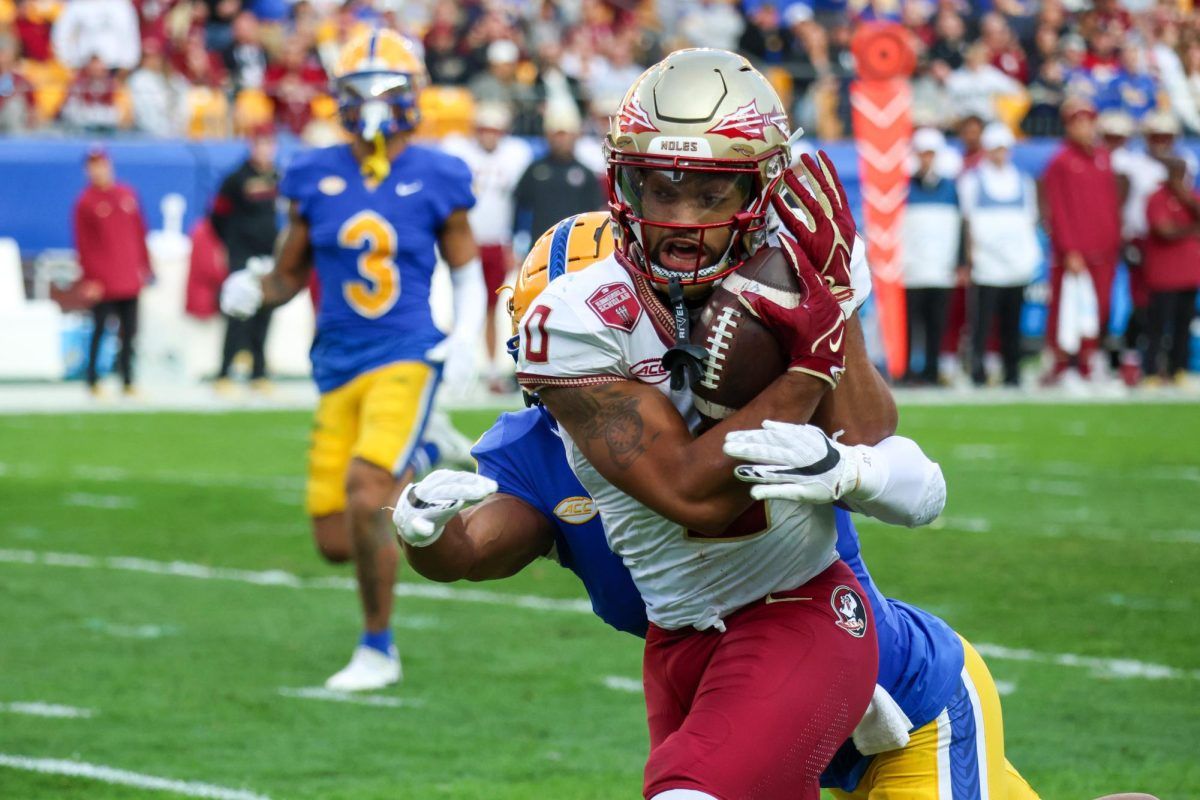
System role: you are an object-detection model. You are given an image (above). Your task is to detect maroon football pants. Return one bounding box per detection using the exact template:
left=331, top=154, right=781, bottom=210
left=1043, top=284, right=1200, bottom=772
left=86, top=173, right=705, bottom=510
left=642, top=560, right=878, bottom=800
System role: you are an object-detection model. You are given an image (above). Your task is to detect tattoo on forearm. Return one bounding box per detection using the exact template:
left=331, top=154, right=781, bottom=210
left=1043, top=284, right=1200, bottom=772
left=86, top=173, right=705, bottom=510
left=550, top=386, right=653, bottom=470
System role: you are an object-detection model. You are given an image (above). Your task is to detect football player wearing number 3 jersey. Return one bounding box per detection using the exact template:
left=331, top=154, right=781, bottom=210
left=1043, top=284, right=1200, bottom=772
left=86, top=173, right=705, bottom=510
left=218, top=29, right=485, bottom=692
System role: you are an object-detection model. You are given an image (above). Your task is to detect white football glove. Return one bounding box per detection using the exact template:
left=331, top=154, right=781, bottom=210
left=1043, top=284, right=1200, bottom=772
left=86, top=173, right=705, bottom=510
left=245, top=255, right=275, bottom=277
left=220, top=269, right=264, bottom=319
left=393, top=469, right=497, bottom=548
left=723, top=420, right=863, bottom=504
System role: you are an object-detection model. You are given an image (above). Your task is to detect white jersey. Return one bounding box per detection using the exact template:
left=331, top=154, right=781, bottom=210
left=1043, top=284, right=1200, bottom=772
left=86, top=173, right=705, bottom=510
left=957, top=162, right=1041, bottom=287
left=440, top=134, right=533, bottom=245
left=516, top=256, right=842, bottom=631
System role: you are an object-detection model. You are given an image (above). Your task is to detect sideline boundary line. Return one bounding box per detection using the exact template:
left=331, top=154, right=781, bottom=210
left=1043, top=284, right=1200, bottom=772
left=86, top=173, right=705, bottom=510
left=1, top=547, right=1195, bottom=682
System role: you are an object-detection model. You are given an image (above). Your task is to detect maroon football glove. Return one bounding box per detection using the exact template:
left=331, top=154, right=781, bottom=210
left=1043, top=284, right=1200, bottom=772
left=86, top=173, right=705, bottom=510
left=739, top=236, right=847, bottom=388
left=770, top=150, right=856, bottom=315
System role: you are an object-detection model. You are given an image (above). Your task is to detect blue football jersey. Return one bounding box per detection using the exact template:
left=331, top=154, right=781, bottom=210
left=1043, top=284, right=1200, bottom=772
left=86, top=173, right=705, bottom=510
left=834, top=510, right=964, bottom=730
left=472, top=407, right=649, bottom=637
left=279, top=143, right=475, bottom=393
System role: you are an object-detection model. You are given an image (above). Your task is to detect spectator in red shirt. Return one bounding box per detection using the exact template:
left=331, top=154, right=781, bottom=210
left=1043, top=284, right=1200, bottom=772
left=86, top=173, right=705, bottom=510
left=939, top=112, right=987, bottom=364
left=73, top=147, right=152, bottom=396
left=263, top=35, right=326, bottom=135
left=14, top=0, right=55, bottom=62
left=176, top=32, right=228, bottom=88
left=1141, top=158, right=1200, bottom=384
left=981, top=13, right=1029, bottom=84
left=59, top=54, right=124, bottom=133
left=1040, top=96, right=1123, bottom=381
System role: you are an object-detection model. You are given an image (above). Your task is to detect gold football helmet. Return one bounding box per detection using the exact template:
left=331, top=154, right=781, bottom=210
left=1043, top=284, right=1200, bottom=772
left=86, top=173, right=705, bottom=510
left=508, top=211, right=616, bottom=336
left=332, top=29, right=426, bottom=139
left=606, top=48, right=793, bottom=288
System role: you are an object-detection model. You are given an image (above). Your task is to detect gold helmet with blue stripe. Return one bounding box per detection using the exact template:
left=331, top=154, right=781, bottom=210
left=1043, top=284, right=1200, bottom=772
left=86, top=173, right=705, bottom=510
left=508, top=211, right=616, bottom=338
left=332, top=28, right=426, bottom=141
left=505, top=212, right=616, bottom=404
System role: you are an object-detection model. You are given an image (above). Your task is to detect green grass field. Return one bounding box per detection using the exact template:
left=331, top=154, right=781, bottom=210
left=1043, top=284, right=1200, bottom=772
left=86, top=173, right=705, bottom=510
left=1, top=403, right=1198, bottom=799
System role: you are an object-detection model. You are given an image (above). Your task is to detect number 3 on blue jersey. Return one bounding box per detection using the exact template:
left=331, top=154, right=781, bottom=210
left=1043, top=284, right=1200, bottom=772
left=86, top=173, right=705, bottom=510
left=338, top=210, right=400, bottom=319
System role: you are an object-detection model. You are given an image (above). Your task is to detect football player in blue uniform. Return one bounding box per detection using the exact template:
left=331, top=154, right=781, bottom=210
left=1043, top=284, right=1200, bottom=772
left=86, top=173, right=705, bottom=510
left=221, top=29, right=485, bottom=691
left=392, top=213, right=1043, bottom=800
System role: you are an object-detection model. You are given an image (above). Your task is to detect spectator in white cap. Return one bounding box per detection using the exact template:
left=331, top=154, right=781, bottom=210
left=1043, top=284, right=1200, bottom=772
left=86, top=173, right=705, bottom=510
left=469, top=39, right=537, bottom=125
left=958, top=122, right=1042, bottom=386
left=900, top=127, right=962, bottom=386
left=1142, top=110, right=1198, bottom=184
left=440, top=102, right=534, bottom=392
left=512, top=101, right=603, bottom=261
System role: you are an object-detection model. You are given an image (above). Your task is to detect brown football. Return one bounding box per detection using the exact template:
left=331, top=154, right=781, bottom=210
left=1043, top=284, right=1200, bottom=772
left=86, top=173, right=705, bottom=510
left=691, top=246, right=802, bottom=427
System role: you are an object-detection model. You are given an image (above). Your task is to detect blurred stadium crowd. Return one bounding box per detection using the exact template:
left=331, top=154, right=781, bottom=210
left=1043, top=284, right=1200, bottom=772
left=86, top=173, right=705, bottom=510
left=2, top=0, right=1200, bottom=141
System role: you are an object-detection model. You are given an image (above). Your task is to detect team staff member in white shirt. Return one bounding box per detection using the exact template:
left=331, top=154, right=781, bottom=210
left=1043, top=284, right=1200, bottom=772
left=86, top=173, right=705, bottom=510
left=958, top=123, right=1042, bottom=387
left=441, top=103, right=534, bottom=389
left=900, top=128, right=962, bottom=385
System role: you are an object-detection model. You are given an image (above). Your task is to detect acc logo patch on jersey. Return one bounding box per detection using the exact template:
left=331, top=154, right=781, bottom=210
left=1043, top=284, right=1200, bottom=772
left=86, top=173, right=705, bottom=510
left=318, top=175, right=347, bottom=196
left=553, top=496, right=597, bottom=525
left=586, top=283, right=643, bottom=333
left=831, top=585, right=868, bottom=638
left=631, top=358, right=669, bottom=384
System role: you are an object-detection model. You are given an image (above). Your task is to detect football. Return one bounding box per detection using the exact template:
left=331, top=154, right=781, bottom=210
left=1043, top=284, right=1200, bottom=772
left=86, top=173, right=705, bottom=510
left=690, top=246, right=802, bottom=427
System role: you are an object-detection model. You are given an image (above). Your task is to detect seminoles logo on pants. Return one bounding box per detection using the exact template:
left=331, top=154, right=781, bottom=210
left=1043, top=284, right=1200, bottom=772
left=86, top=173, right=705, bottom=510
left=831, top=585, right=868, bottom=638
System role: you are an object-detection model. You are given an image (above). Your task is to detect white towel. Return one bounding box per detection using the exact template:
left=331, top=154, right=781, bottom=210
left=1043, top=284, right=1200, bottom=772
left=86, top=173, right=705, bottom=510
left=1056, top=271, right=1100, bottom=355
left=852, top=684, right=913, bottom=755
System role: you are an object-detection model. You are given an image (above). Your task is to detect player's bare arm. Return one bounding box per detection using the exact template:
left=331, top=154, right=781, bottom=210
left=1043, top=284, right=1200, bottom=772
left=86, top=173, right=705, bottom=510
left=809, top=314, right=898, bottom=446
left=393, top=469, right=554, bottom=581
left=262, top=201, right=313, bottom=307
left=541, top=369, right=827, bottom=536
left=438, top=207, right=479, bottom=268
left=401, top=493, right=554, bottom=583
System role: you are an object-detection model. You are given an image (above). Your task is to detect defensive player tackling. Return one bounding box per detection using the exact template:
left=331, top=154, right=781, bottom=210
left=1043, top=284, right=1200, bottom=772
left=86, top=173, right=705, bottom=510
left=393, top=212, right=1039, bottom=800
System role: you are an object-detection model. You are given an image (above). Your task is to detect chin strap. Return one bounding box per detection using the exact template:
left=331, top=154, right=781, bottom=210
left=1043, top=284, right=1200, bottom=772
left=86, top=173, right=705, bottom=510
left=361, top=132, right=391, bottom=185
left=659, top=277, right=708, bottom=391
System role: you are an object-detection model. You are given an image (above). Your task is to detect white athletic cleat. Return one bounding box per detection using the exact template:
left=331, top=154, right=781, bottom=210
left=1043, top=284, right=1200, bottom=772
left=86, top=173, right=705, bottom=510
left=324, top=646, right=402, bottom=692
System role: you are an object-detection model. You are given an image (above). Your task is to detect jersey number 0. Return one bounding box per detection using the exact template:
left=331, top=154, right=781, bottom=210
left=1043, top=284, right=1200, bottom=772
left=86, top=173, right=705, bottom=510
left=339, top=210, right=401, bottom=319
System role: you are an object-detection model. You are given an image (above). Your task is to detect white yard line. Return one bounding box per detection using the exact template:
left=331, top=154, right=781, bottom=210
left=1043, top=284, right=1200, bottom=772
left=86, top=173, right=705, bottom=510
left=973, top=643, right=1200, bottom=681
left=277, top=687, right=423, bottom=708
left=0, top=548, right=592, bottom=614
left=0, top=755, right=270, bottom=800
left=62, top=493, right=138, bottom=510
left=601, top=676, right=643, bottom=694
left=1, top=547, right=1195, bottom=683
left=1, top=702, right=95, bottom=719
left=938, top=516, right=993, bottom=533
